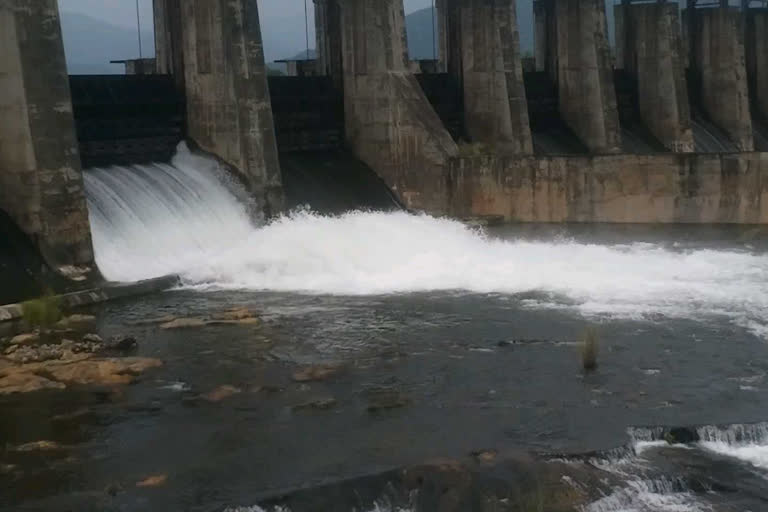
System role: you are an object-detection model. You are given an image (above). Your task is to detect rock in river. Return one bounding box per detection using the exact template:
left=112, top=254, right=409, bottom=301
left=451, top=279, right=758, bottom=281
left=292, top=364, right=344, bottom=382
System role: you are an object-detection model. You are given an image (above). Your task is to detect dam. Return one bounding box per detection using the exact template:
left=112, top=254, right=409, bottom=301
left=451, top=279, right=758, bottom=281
left=2, top=0, right=768, bottom=289
left=4, top=2, right=768, bottom=511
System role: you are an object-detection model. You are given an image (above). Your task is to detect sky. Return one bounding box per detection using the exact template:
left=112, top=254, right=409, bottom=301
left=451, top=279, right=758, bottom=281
left=57, top=0, right=436, bottom=62
left=58, top=0, right=435, bottom=31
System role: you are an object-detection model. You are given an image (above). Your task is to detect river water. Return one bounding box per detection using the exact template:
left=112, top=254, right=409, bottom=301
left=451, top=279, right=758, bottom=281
left=2, top=146, right=768, bottom=511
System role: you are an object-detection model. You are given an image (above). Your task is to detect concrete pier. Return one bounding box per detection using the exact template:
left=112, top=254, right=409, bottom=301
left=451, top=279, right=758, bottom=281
left=534, top=0, right=622, bottom=154
left=176, top=0, right=283, bottom=215
left=688, top=7, right=754, bottom=151
left=746, top=9, right=768, bottom=119
left=443, top=0, right=533, bottom=155
left=615, top=3, right=694, bottom=152
left=0, top=0, right=94, bottom=276
left=335, top=0, right=458, bottom=213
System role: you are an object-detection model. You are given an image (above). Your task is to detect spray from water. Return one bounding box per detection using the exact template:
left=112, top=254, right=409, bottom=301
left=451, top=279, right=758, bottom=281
left=84, top=146, right=768, bottom=337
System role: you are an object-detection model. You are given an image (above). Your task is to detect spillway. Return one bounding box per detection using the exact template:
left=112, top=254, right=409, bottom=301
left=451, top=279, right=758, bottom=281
left=83, top=145, right=768, bottom=338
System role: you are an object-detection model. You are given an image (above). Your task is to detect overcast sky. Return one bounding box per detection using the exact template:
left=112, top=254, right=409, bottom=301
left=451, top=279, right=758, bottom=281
left=58, top=0, right=435, bottom=31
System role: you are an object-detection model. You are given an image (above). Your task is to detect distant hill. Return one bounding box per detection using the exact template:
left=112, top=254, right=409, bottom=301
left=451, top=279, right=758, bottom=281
left=60, top=11, right=154, bottom=74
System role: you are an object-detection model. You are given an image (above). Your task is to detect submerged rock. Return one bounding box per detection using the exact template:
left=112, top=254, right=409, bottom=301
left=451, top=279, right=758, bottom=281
left=13, top=440, right=63, bottom=452
left=366, top=388, right=410, bottom=412
left=102, top=335, right=138, bottom=353
left=292, top=397, right=338, bottom=411
left=211, top=307, right=259, bottom=321
left=292, top=364, right=344, bottom=383
left=160, top=318, right=207, bottom=329
left=202, top=385, right=242, bottom=402
left=136, top=474, right=168, bottom=488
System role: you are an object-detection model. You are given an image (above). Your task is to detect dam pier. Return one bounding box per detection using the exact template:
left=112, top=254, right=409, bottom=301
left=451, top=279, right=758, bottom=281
left=2, top=0, right=768, bottom=282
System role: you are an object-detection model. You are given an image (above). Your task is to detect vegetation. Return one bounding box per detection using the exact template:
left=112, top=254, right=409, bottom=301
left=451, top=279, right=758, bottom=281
left=21, top=294, right=62, bottom=329
left=581, top=326, right=599, bottom=372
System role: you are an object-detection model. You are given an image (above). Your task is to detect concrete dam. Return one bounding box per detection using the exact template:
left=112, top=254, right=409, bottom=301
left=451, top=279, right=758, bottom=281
left=2, top=0, right=768, bottom=289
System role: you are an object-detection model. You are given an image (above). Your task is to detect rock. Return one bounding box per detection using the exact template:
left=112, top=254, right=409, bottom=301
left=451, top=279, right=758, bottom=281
left=134, top=315, right=176, bottom=325
left=665, top=427, right=700, bottom=445
left=13, top=440, right=63, bottom=452
left=102, top=335, right=138, bottom=352
left=202, top=385, right=242, bottom=402
left=292, top=364, right=344, bottom=383
left=105, top=483, right=123, bottom=497
left=470, top=449, right=498, bottom=464
left=0, top=464, right=17, bottom=474
left=9, top=333, right=39, bottom=345
left=366, top=388, right=410, bottom=412
left=136, top=474, right=167, bottom=488
left=0, top=372, right=65, bottom=394
left=82, top=334, right=103, bottom=343
left=292, top=398, right=338, bottom=411
left=4, top=345, right=18, bottom=355
left=160, top=318, right=206, bottom=329
left=43, top=357, right=163, bottom=387
left=56, top=314, right=96, bottom=329
left=212, top=307, right=259, bottom=321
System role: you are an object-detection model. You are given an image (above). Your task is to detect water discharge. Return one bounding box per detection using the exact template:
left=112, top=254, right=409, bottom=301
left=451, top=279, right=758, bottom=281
left=84, top=146, right=768, bottom=337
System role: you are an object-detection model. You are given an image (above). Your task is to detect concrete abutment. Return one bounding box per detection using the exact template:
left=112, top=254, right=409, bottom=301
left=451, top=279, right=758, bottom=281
left=615, top=3, right=694, bottom=153
left=0, top=0, right=95, bottom=277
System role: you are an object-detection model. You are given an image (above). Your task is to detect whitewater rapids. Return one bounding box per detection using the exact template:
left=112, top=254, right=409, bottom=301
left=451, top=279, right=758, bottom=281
left=84, top=145, right=768, bottom=337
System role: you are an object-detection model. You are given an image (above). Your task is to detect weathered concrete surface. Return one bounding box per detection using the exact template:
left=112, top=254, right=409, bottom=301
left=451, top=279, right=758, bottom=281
left=153, top=0, right=185, bottom=90
left=0, top=274, right=180, bottom=324
left=688, top=7, right=754, bottom=151
left=448, top=153, right=768, bottom=223
left=746, top=9, right=768, bottom=118
left=314, top=0, right=343, bottom=89
left=337, top=0, right=458, bottom=213
left=0, top=0, right=95, bottom=276
left=615, top=3, right=693, bottom=153
left=177, top=0, right=283, bottom=216
left=444, top=0, right=533, bottom=155
left=537, top=0, right=621, bottom=154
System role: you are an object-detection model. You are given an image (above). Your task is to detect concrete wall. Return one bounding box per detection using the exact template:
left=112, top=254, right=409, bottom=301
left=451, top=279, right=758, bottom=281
left=0, top=0, right=94, bottom=276
left=546, top=0, right=622, bottom=153
left=337, top=0, right=458, bottom=213
left=178, top=0, right=283, bottom=216
left=746, top=9, right=768, bottom=118
left=689, top=7, right=754, bottom=151
left=615, top=3, right=694, bottom=153
left=448, top=153, right=768, bottom=223
left=446, top=0, right=533, bottom=155
left=153, top=0, right=185, bottom=90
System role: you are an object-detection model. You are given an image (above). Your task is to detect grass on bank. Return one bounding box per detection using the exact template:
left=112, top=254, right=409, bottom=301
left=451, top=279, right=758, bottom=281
left=21, top=294, right=62, bottom=329
left=581, top=326, right=599, bottom=372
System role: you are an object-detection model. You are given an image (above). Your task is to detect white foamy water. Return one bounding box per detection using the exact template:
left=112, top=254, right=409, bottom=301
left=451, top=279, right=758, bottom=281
left=697, top=422, right=768, bottom=470
left=584, top=478, right=710, bottom=512
left=84, top=147, right=768, bottom=337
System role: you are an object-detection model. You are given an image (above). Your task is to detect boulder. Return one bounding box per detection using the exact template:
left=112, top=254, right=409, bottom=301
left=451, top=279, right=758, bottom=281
left=82, top=334, right=103, bottom=343
left=9, top=333, right=39, bottom=345
left=665, top=427, right=700, bottom=445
